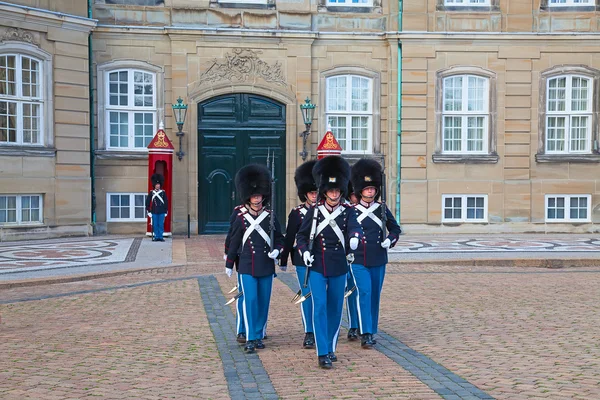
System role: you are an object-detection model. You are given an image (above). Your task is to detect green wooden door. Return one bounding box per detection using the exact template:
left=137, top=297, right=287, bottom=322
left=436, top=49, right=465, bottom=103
left=198, top=94, right=286, bottom=234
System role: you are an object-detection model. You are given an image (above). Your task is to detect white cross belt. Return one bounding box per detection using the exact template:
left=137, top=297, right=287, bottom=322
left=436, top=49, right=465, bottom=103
left=151, top=190, right=164, bottom=204
left=242, top=212, right=271, bottom=250
left=356, top=203, right=383, bottom=228
left=315, top=205, right=345, bottom=250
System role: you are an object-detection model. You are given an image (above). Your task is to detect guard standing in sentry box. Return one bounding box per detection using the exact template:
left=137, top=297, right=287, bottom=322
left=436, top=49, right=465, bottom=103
left=295, top=155, right=364, bottom=369
left=350, top=158, right=402, bottom=348
left=145, top=173, right=168, bottom=242
left=225, top=164, right=284, bottom=354
left=280, top=160, right=318, bottom=350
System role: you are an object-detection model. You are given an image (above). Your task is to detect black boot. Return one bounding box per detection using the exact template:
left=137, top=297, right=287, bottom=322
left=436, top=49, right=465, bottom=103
left=255, top=339, right=265, bottom=349
left=236, top=333, right=246, bottom=343
left=327, top=352, right=338, bottom=362
left=318, top=355, right=333, bottom=369
left=244, top=340, right=256, bottom=353
left=303, top=332, right=315, bottom=349
left=347, top=328, right=358, bottom=341
left=361, top=333, right=374, bottom=349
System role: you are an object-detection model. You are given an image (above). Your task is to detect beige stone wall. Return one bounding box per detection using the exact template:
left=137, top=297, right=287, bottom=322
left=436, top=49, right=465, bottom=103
left=7, top=0, right=88, bottom=17
left=0, top=4, right=94, bottom=241
left=404, top=0, right=600, bottom=33
left=401, top=38, right=600, bottom=232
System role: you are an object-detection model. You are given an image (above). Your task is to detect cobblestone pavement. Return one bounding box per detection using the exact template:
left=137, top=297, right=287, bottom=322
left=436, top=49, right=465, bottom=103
left=2, top=235, right=600, bottom=399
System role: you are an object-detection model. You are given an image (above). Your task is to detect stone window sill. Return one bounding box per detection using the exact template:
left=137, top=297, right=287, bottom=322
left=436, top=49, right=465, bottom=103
left=95, top=150, right=148, bottom=160
left=0, top=146, right=56, bottom=157
left=436, top=6, right=500, bottom=12
left=0, top=223, right=46, bottom=229
left=319, top=5, right=382, bottom=13
left=539, top=6, right=599, bottom=12
left=535, top=153, right=600, bottom=163
left=213, top=1, right=275, bottom=9
left=432, top=153, right=499, bottom=164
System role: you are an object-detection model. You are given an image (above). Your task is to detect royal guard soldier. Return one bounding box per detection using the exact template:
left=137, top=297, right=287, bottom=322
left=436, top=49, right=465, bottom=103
left=225, top=164, right=284, bottom=353
left=350, top=158, right=402, bottom=348
left=145, top=173, right=168, bottom=242
left=281, top=160, right=318, bottom=349
left=224, top=204, right=247, bottom=344
left=296, top=155, right=364, bottom=369
left=344, top=181, right=360, bottom=342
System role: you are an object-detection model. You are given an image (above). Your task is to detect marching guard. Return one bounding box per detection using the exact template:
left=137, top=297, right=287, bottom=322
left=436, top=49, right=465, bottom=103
left=296, top=156, right=364, bottom=369
left=280, top=160, right=318, bottom=349
left=350, top=158, right=402, bottom=348
left=344, top=182, right=360, bottom=342
left=225, top=164, right=284, bottom=353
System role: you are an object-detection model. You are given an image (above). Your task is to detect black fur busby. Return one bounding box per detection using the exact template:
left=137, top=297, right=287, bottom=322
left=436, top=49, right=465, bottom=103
left=151, top=173, right=164, bottom=187
left=294, top=160, right=317, bottom=202
left=346, top=181, right=355, bottom=202
left=351, top=158, right=383, bottom=201
left=235, top=164, right=271, bottom=205
left=312, top=155, right=351, bottom=198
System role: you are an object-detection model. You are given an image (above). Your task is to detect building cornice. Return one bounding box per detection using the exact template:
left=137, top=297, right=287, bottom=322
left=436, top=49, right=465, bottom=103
left=0, top=1, right=97, bottom=33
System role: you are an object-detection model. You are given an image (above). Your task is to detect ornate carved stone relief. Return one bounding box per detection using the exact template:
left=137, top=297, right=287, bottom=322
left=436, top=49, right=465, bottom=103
left=198, top=48, right=287, bottom=87
left=0, top=28, right=38, bottom=45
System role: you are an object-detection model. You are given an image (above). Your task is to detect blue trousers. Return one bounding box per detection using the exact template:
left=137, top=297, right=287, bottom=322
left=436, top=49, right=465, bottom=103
left=236, top=272, right=245, bottom=335
left=350, top=264, right=386, bottom=335
left=346, top=272, right=359, bottom=330
left=151, top=213, right=165, bottom=239
left=309, top=271, right=346, bottom=357
left=239, top=274, right=273, bottom=341
left=295, top=265, right=313, bottom=333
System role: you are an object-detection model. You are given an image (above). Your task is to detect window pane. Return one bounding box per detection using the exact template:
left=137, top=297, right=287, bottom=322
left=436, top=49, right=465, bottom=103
left=328, top=115, right=347, bottom=151
left=443, top=76, right=463, bottom=112
left=546, top=117, right=566, bottom=152
left=108, top=71, right=128, bottom=106
left=0, top=101, right=17, bottom=143
left=570, top=116, right=588, bottom=152
left=351, top=76, right=370, bottom=112
left=547, top=77, right=566, bottom=112
left=110, top=195, right=120, bottom=207
left=109, top=111, right=129, bottom=148
left=0, top=55, right=16, bottom=97
left=134, top=112, right=154, bottom=148
left=571, top=77, right=590, bottom=112
left=351, top=116, right=369, bottom=151
left=110, top=207, right=120, bottom=219
left=467, top=76, right=486, bottom=112
left=327, top=76, right=347, bottom=112
left=443, top=116, right=462, bottom=152
left=466, top=117, right=485, bottom=152
left=21, top=57, right=40, bottom=98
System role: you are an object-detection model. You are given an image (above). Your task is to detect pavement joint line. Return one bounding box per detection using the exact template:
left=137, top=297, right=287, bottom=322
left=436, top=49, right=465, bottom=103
left=386, top=269, right=600, bottom=275
left=197, top=276, right=278, bottom=400
left=0, top=275, right=201, bottom=304
left=276, top=271, right=495, bottom=400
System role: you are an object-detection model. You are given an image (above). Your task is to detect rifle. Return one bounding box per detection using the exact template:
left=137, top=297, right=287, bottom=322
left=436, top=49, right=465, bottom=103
left=302, top=199, right=319, bottom=289
left=381, top=156, right=388, bottom=240
left=269, top=151, right=276, bottom=253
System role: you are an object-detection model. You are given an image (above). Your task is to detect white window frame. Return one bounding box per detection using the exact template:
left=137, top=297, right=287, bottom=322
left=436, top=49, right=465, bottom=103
left=545, top=194, right=591, bottom=222
left=442, top=75, right=490, bottom=155
left=548, top=0, right=593, bottom=6
left=218, top=0, right=268, bottom=4
left=106, top=193, right=148, bottom=222
left=545, top=75, right=593, bottom=155
left=442, top=194, right=488, bottom=223
left=444, top=0, right=491, bottom=5
left=326, top=74, right=373, bottom=154
left=0, top=53, right=44, bottom=146
left=105, top=69, right=157, bottom=151
left=0, top=194, right=43, bottom=225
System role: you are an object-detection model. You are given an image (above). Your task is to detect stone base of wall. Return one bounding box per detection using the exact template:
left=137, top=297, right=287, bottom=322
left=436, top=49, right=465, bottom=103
left=404, top=223, right=600, bottom=236
left=0, top=224, right=93, bottom=242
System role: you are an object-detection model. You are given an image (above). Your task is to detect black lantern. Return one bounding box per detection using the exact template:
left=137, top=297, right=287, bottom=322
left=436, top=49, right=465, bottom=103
left=172, top=97, right=188, bottom=161
left=299, top=97, right=316, bottom=161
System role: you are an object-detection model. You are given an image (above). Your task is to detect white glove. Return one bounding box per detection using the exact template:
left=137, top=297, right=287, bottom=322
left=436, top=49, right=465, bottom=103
left=381, top=238, right=391, bottom=249
left=147, top=212, right=152, bottom=218
left=350, top=237, right=359, bottom=250
left=223, top=254, right=227, bottom=261
left=165, top=213, right=168, bottom=217
left=279, top=264, right=287, bottom=272
left=303, top=251, right=314, bottom=267
left=346, top=253, right=355, bottom=264
left=225, top=268, right=233, bottom=278
left=267, top=249, right=280, bottom=259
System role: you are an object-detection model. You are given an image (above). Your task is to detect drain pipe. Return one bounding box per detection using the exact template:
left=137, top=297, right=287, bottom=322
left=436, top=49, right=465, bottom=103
left=396, top=0, right=403, bottom=221
left=88, top=0, right=96, bottom=233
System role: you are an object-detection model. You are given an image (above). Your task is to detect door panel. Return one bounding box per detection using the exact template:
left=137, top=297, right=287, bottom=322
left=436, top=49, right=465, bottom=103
left=198, top=93, right=286, bottom=234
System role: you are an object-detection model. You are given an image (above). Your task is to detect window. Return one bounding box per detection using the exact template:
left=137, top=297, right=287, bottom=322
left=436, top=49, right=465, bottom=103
left=105, top=69, right=156, bottom=150
left=327, top=0, right=372, bottom=5
left=0, top=54, right=43, bottom=146
left=548, top=0, right=592, bottom=5
left=442, top=75, right=489, bottom=154
left=0, top=194, right=42, bottom=225
left=107, top=193, right=148, bottom=222
left=545, top=195, right=591, bottom=222
left=442, top=195, right=488, bottom=223
left=326, top=75, right=373, bottom=153
left=445, top=0, right=490, bottom=5
left=545, top=75, right=592, bottom=154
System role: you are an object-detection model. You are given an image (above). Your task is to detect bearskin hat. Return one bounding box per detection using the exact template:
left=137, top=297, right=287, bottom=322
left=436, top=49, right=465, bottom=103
left=151, top=173, right=164, bottom=187
left=351, top=158, right=383, bottom=201
left=294, top=160, right=318, bottom=202
left=312, top=155, right=351, bottom=198
left=235, top=164, right=271, bottom=205
left=346, top=181, right=355, bottom=202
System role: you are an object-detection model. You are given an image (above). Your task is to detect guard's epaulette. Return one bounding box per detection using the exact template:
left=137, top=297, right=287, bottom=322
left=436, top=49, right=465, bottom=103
left=294, top=204, right=305, bottom=211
